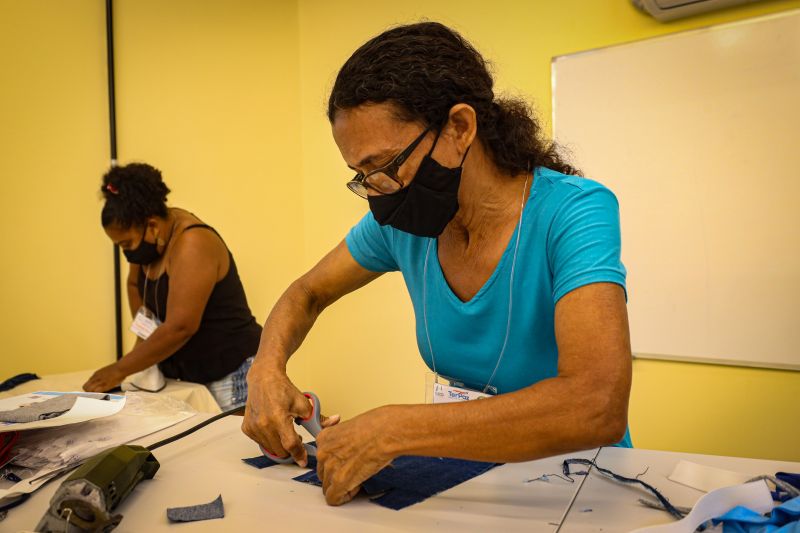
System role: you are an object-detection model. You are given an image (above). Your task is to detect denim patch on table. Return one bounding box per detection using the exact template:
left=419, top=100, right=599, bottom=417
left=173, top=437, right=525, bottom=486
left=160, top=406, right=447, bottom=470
left=242, top=451, right=500, bottom=510
left=242, top=441, right=318, bottom=469
left=242, top=454, right=319, bottom=470
left=778, top=473, right=800, bottom=491
left=293, top=456, right=501, bottom=510
left=773, top=472, right=800, bottom=502
left=166, top=494, right=225, bottom=523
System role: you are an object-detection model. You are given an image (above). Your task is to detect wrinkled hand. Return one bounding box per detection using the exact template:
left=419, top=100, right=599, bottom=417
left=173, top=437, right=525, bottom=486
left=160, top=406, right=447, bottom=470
left=241, top=363, right=339, bottom=467
left=83, top=363, right=125, bottom=392
left=316, top=406, right=395, bottom=506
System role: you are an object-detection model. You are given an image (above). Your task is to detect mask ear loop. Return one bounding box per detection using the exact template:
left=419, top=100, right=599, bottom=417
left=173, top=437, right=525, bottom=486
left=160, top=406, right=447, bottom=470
left=459, top=144, right=471, bottom=167
left=426, top=128, right=442, bottom=156
left=427, top=124, right=472, bottom=167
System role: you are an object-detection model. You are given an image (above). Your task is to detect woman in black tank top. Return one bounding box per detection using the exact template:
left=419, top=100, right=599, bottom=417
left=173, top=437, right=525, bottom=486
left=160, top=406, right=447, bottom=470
left=83, top=163, right=262, bottom=410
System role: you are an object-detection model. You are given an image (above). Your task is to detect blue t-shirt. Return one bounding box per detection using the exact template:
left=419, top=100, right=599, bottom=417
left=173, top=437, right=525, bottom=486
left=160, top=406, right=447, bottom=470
left=345, top=167, right=632, bottom=447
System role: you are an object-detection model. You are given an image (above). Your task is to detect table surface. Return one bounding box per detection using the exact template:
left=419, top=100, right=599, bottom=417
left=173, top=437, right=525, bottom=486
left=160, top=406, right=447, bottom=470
left=560, top=446, right=800, bottom=532
left=3, top=415, right=798, bottom=532
left=0, top=370, right=221, bottom=414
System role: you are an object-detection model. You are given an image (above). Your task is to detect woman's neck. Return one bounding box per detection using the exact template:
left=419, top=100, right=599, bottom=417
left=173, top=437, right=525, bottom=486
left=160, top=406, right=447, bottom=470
left=445, top=151, right=530, bottom=245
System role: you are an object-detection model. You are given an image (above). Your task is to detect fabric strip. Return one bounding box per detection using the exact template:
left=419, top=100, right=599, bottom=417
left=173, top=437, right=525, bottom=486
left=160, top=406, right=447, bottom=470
left=166, top=494, right=224, bottom=522
left=0, top=373, right=39, bottom=393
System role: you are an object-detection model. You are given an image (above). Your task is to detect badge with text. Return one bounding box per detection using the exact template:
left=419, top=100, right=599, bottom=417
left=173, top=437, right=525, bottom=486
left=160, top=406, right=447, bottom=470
left=432, top=382, right=493, bottom=404
left=130, top=306, right=162, bottom=340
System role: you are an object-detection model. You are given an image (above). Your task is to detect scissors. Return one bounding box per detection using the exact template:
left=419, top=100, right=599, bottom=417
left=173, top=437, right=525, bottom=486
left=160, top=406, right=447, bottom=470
left=259, top=392, right=323, bottom=464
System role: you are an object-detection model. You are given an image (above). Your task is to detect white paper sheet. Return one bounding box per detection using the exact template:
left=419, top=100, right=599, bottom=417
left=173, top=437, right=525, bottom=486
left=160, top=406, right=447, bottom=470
left=0, top=391, right=126, bottom=433
left=0, top=393, right=195, bottom=503
left=668, top=460, right=754, bottom=493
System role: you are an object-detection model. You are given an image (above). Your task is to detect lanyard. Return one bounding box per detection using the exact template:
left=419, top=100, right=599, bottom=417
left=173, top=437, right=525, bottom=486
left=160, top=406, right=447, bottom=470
left=422, top=174, right=529, bottom=394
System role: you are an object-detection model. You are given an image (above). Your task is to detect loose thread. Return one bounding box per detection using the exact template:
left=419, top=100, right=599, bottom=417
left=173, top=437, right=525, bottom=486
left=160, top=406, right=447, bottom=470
left=525, top=473, right=575, bottom=484
left=562, top=458, right=687, bottom=521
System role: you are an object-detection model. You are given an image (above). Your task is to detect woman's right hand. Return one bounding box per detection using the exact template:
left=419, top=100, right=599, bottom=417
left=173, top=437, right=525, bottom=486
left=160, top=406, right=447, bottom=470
left=241, top=362, right=315, bottom=467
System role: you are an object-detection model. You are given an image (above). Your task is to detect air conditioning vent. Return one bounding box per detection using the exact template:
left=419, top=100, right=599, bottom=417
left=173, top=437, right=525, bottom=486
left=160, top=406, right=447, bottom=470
left=632, top=0, right=763, bottom=21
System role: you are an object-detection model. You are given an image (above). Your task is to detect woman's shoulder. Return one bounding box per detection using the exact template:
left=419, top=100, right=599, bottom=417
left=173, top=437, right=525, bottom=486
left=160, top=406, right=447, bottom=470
left=535, top=167, right=613, bottom=195
left=169, top=210, right=226, bottom=261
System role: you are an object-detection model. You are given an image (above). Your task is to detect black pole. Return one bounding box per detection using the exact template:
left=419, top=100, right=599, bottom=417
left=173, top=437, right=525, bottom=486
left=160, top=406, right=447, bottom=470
left=105, top=0, right=123, bottom=360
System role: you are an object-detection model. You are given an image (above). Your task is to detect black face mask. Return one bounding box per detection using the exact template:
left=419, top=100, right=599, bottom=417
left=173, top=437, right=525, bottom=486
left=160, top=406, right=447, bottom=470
left=367, top=134, right=468, bottom=238
left=123, top=228, right=161, bottom=265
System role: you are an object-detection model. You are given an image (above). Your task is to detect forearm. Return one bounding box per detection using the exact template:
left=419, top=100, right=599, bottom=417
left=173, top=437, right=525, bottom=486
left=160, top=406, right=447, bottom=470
left=381, top=375, right=629, bottom=464
left=115, top=324, right=193, bottom=376
left=252, top=280, right=323, bottom=372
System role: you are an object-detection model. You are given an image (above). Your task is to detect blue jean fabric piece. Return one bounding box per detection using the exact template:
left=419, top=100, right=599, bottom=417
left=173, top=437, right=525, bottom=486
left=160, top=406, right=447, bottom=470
left=242, top=454, right=318, bottom=470
left=293, top=456, right=501, bottom=510
left=242, top=441, right=318, bottom=469
left=166, top=494, right=224, bottom=522
left=778, top=474, right=800, bottom=491
left=243, top=451, right=500, bottom=510
left=712, top=496, right=800, bottom=533
left=772, top=473, right=800, bottom=503
left=0, top=373, right=39, bottom=392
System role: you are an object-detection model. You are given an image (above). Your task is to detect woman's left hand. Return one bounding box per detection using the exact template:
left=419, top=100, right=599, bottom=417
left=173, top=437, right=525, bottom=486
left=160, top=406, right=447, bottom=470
left=83, top=363, right=125, bottom=392
left=315, top=406, right=398, bottom=506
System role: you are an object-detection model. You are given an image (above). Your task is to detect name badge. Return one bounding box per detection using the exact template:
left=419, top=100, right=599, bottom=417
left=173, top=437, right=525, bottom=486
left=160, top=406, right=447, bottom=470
left=432, top=382, right=492, bottom=403
left=130, top=306, right=162, bottom=340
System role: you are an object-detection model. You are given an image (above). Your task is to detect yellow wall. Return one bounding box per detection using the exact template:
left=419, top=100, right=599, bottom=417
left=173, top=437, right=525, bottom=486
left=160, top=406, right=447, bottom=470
left=2, top=0, right=797, bottom=462
left=293, top=0, right=800, bottom=462
left=112, top=0, right=303, bottom=352
left=1, top=0, right=302, bottom=376
left=0, top=2, right=113, bottom=376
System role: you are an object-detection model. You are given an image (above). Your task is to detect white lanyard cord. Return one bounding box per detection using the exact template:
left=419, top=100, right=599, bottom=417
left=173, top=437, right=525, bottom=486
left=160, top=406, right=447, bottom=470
left=422, top=240, right=437, bottom=375
left=482, top=174, right=528, bottom=392
left=423, top=174, right=529, bottom=393
left=142, top=219, right=177, bottom=322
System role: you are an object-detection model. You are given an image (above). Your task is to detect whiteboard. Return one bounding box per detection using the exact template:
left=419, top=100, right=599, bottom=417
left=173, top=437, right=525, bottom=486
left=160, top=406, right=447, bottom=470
left=552, top=10, right=800, bottom=370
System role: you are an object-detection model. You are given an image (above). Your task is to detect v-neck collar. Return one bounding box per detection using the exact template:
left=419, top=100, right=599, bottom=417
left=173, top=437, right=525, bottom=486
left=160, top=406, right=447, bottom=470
left=429, top=169, right=538, bottom=306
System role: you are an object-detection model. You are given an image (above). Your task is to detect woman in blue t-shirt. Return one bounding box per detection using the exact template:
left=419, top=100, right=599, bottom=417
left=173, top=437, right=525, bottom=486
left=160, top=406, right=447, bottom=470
left=243, top=22, right=633, bottom=506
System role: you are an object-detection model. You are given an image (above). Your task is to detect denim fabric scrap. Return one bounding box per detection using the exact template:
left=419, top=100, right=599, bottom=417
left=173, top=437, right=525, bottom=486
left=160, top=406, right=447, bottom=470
left=242, top=448, right=500, bottom=510
left=0, top=373, right=39, bottom=393
left=770, top=473, right=800, bottom=503
left=166, top=494, right=224, bottom=522
left=243, top=454, right=320, bottom=470
left=778, top=473, right=800, bottom=491
left=293, top=456, right=501, bottom=510
left=242, top=442, right=318, bottom=469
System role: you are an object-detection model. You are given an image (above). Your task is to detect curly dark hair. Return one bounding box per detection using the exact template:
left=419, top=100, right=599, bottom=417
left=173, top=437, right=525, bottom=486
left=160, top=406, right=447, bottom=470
left=327, top=21, right=578, bottom=177
left=100, top=163, right=171, bottom=228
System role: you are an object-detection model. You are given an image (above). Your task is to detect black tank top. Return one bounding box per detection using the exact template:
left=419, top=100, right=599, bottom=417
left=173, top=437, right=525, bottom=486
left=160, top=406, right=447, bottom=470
left=137, top=224, right=262, bottom=383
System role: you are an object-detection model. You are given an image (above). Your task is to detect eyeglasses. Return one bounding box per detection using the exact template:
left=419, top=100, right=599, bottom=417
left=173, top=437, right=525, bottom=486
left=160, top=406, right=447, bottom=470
left=346, top=126, right=432, bottom=199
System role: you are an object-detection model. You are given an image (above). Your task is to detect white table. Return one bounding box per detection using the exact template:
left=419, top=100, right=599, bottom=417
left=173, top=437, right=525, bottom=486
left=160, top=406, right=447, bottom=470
left=0, top=370, right=221, bottom=414
left=3, top=416, right=798, bottom=532
left=559, top=447, right=800, bottom=532
left=3, top=416, right=597, bottom=532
